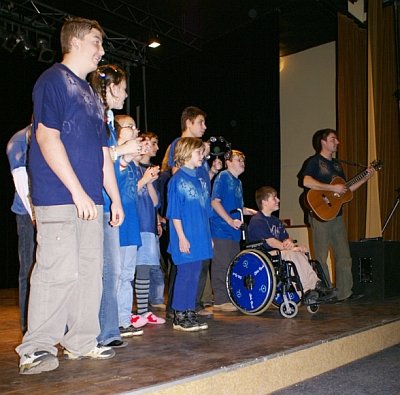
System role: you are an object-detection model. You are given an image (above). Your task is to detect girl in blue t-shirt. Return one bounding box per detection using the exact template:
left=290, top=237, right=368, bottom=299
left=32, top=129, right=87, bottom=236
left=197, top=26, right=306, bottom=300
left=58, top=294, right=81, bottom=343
left=167, top=138, right=213, bottom=332
left=89, top=66, right=144, bottom=344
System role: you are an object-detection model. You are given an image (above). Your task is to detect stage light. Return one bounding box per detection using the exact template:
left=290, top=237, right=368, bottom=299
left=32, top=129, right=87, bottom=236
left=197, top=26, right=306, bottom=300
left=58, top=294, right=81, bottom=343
left=2, top=33, right=20, bottom=53
left=37, top=38, right=56, bottom=63
left=18, top=32, right=35, bottom=57
left=148, top=34, right=160, bottom=48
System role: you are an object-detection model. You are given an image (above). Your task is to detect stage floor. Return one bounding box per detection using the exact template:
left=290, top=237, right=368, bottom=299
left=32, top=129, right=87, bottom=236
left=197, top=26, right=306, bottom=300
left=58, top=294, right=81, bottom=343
left=1, top=288, right=400, bottom=395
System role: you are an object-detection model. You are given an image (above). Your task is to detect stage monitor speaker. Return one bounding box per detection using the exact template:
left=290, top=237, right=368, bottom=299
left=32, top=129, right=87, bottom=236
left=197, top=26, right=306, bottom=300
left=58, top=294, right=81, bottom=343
left=349, top=241, right=400, bottom=301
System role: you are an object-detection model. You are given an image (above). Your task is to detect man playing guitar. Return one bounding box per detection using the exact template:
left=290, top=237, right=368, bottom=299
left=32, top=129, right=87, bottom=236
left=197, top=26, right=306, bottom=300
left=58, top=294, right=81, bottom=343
left=301, top=128, right=375, bottom=303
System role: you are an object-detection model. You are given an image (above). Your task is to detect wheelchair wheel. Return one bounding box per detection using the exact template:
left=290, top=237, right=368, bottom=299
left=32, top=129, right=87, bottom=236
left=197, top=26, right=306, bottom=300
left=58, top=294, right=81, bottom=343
left=226, top=249, right=276, bottom=315
left=279, top=300, right=298, bottom=318
left=307, top=304, right=319, bottom=314
left=271, top=283, right=301, bottom=309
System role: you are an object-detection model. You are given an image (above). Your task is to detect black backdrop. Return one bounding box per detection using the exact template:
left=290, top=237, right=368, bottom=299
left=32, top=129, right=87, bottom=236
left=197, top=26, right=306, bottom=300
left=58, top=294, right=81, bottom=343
left=0, top=12, right=280, bottom=288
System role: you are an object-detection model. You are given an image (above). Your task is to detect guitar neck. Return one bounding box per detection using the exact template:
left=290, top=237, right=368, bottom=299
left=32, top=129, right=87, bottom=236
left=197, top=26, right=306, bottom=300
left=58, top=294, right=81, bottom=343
left=345, top=169, right=369, bottom=188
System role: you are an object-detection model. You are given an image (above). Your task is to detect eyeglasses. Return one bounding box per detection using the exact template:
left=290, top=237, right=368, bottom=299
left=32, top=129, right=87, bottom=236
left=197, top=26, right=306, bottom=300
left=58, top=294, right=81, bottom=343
left=121, top=125, right=140, bottom=133
left=231, top=158, right=245, bottom=163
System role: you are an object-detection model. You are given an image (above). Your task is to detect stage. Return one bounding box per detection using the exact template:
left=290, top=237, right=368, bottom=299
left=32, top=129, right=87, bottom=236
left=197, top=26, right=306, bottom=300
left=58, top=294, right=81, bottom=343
left=1, top=288, right=400, bottom=395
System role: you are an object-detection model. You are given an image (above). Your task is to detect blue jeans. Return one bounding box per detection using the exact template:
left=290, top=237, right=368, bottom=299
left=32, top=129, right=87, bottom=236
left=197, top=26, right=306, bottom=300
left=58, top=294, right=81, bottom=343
left=118, top=245, right=138, bottom=328
left=149, top=265, right=165, bottom=304
left=16, top=214, right=36, bottom=334
left=171, top=261, right=202, bottom=311
left=97, top=211, right=122, bottom=345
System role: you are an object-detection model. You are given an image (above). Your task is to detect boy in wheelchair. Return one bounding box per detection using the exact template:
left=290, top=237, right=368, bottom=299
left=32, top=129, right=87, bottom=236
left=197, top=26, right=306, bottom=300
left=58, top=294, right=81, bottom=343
left=248, top=186, right=338, bottom=304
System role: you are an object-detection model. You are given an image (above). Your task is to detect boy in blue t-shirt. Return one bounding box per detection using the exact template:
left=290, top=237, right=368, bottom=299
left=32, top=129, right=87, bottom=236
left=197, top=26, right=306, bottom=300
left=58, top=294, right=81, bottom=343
left=210, top=150, right=257, bottom=311
left=16, top=18, right=124, bottom=375
left=167, top=138, right=213, bottom=331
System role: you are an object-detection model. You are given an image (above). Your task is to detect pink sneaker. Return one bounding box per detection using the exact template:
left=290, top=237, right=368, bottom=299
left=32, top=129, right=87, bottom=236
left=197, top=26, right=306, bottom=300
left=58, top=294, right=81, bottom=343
left=142, top=311, right=166, bottom=325
left=130, top=314, right=148, bottom=328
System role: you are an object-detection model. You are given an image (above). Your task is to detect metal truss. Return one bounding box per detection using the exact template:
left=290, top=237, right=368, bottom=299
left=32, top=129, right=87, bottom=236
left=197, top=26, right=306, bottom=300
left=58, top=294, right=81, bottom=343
left=0, top=0, right=166, bottom=68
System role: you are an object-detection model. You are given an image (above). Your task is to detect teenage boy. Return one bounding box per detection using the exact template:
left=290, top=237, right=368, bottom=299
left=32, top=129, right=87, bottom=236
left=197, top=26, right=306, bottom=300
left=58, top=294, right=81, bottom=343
left=166, top=106, right=222, bottom=319
left=248, top=186, right=338, bottom=303
left=210, top=150, right=257, bottom=312
left=16, top=17, right=124, bottom=375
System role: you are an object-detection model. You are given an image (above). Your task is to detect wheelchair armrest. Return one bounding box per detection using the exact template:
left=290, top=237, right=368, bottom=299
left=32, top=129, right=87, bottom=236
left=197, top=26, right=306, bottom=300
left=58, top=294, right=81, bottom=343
left=244, top=240, right=265, bottom=249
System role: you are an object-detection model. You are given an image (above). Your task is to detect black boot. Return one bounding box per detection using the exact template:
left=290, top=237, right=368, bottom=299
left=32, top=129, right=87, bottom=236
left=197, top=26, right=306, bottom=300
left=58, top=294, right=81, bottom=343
left=315, top=281, right=339, bottom=301
left=173, top=310, right=199, bottom=332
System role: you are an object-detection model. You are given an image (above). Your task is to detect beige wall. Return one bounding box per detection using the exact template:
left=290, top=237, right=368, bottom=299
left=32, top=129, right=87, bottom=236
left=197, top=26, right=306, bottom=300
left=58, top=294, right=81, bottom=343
left=279, top=42, right=336, bottom=227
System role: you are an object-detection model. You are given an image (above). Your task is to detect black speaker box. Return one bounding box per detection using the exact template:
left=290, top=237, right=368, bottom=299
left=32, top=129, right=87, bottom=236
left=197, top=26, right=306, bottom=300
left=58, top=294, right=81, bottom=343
left=349, top=241, right=400, bottom=301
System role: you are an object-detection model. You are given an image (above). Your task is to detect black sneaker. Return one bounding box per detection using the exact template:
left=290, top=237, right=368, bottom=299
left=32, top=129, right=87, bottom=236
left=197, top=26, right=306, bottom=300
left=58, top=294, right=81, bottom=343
left=19, top=351, right=59, bottom=374
left=119, top=325, right=144, bottom=337
left=303, top=290, right=319, bottom=305
left=186, top=309, right=208, bottom=330
left=173, top=311, right=200, bottom=332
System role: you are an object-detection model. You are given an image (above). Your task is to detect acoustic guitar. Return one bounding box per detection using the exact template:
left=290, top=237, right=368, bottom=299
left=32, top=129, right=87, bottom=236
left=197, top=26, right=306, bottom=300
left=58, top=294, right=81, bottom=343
left=306, top=159, right=383, bottom=221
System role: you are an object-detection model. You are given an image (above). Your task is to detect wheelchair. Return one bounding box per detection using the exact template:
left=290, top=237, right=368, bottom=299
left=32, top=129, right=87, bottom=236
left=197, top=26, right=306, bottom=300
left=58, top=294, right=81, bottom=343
left=225, top=209, right=331, bottom=319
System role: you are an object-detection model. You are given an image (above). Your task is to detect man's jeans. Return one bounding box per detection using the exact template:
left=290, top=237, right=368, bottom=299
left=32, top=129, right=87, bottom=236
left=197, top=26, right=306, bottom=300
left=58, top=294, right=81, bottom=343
left=97, top=211, right=122, bottom=345
left=16, top=214, right=36, bottom=334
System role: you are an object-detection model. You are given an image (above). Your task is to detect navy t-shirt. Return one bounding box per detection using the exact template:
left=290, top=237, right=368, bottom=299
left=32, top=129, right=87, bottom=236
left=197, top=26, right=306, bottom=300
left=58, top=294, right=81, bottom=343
left=29, top=63, right=107, bottom=206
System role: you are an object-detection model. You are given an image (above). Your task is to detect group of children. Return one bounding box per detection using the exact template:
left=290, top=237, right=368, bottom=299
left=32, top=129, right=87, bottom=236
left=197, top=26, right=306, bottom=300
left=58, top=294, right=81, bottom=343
left=11, top=17, right=338, bottom=376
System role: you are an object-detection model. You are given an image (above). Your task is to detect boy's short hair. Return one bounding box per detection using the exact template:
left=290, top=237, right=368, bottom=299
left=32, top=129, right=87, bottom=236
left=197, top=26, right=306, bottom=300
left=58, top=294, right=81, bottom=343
left=140, top=131, right=158, bottom=141
left=226, top=150, right=245, bottom=168
left=312, top=128, right=337, bottom=153
left=61, top=17, right=104, bottom=55
left=255, top=186, right=277, bottom=210
left=180, top=106, right=206, bottom=132
left=174, top=137, right=204, bottom=167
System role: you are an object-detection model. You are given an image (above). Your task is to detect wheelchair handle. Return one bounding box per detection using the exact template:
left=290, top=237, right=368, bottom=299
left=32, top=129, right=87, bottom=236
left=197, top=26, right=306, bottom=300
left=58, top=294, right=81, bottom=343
left=230, top=208, right=246, bottom=241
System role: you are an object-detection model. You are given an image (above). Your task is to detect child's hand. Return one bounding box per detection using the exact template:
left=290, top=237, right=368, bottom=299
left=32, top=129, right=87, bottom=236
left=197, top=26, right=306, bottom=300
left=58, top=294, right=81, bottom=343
left=179, top=236, right=190, bottom=254
left=142, top=165, right=160, bottom=184
left=122, top=137, right=143, bottom=155
left=229, top=218, right=242, bottom=230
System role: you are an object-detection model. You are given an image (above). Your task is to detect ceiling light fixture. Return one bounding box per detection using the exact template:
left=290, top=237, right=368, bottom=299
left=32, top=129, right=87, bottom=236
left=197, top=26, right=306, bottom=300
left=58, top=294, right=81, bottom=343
left=37, top=38, right=56, bottom=63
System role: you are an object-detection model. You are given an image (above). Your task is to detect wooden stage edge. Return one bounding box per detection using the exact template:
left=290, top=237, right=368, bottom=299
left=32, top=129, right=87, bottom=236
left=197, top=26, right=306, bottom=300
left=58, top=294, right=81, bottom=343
left=1, top=288, right=400, bottom=395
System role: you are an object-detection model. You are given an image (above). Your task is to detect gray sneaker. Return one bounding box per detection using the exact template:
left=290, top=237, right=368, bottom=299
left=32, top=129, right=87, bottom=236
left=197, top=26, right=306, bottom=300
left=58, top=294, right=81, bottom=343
left=19, top=351, right=59, bottom=374
left=63, top=344, right=115, bottom=360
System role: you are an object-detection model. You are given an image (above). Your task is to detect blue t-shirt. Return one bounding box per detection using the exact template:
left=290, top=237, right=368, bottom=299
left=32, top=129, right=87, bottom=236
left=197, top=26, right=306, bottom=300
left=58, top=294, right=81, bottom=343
left=29, top=63, right=107, bottom=206
left=6, top=126, right=30, bottom=215
left=136, top=165, right=160, bottom=233
left=118, top=161, right=141, bottom=247
left=302, top=154, right=346, bottom=216
left=210, top=170, right=244, bottom=242
left=166, top=166, right=213, bottom=264
left=248, top=211, right=289, bottom=251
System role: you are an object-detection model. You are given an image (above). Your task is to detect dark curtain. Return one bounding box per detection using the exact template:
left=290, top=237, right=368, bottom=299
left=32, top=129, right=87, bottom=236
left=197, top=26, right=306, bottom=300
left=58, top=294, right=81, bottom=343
left=337, top=13, right=368, bottom=242
left=368, top=1, right=400, bottom=241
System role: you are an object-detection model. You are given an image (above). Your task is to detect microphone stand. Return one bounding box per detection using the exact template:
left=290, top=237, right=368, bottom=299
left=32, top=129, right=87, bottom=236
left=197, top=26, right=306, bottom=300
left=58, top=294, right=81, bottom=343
left=381, top=188, right=400, bottom=234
